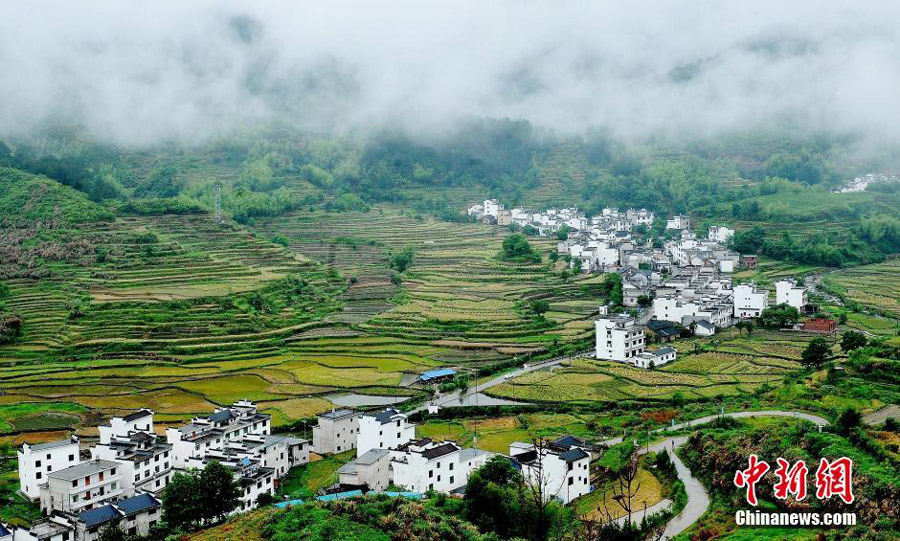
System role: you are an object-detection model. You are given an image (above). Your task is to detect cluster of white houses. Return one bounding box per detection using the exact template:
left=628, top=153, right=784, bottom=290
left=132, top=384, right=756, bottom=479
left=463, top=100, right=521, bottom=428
left=6, top=401, right=308, bottom=541
left=315, top=407, right=592, bottom=505
left=467, top=198, right=813, bottom=369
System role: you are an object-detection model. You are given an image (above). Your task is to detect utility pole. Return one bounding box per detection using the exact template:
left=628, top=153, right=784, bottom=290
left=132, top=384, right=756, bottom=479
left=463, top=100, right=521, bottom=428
left=214, top=183, right=224, bottom=225
left=472, top=368, right=478, bottom=449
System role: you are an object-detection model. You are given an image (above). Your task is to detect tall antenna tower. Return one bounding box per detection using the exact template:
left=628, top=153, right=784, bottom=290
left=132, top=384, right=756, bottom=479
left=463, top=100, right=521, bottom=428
left=214, top=183, right=224, bottom=225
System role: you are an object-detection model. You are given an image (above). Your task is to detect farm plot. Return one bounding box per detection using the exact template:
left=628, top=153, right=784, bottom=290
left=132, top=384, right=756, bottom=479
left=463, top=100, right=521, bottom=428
left=827, top=259, right=900, bottom=317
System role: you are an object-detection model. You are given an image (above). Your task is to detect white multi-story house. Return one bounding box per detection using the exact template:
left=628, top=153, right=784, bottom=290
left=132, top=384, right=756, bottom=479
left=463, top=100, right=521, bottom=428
left=91, top=410, right=173, bottom=496
left=483, top=199, right=502, bottom=218
left=626, top=208, right=654, bottom=226
left=595, top=315, right=645, bottom=362
left=666, top=215, right=691, bottom=230
left=390, top=440, right=465, bottom=493
left=18, top=437, right=81, bottom=500
left=775, top=280, right=808, bottom=310
left=312, top=408, right=359, bottom=455
left=733, top=283, right=769, bottom=318
left=509, top=437, right=591, bottom=505
left=166, top=400, right=271, bottom=469
left=357, top=408, right=415, bottom=457
left=40, top=459, right=123, bottom=514
left=708, top=226, right=734, bottom=244
left=240, top=434, right=309, bottom=478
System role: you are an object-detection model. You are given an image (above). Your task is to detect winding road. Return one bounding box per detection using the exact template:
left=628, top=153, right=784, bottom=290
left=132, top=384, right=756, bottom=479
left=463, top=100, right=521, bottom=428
left=603, top=410, right=830, bottom=539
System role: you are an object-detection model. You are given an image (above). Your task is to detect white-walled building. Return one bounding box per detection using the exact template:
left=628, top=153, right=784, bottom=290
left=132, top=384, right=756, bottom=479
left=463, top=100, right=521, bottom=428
left=483, top=199, right=502, bottom=217
left=312, top=409, right=359, bottom=455
left=40, top=459, right=123, bottom=514
left=75, top=493, right=161, bottom=541
left=337, top=448, right=392, bottom=491
left=18, top=437, right=80, bottom=500
left=390, top=440, right=465, bottom=493
left=166, top=401, right=271, bottom=469
left=634, top=347, right=677, bottom=369
left=666, top=215, right=691, bottom=230
left=357, top=408, right=415, bottom=457
left=91, top=410, right=172, bottom=496
left=734, top=283, right=770, bottom=318
left=595, top=315, right=645, bottom=362
left=775, top=280, right=808, bottom=310
left=708, top=226, right=735, bottom=244
left=509, top=437, right=591, bottom=505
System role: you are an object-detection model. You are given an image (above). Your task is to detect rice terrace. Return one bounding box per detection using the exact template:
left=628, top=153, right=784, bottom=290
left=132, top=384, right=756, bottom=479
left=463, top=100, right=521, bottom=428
left=1, top=3, right=900, bottom=540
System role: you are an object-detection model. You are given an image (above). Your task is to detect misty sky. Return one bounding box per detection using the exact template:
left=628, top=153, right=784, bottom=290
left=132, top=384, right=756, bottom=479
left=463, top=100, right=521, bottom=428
left=1, top=1, right=898, bottom=145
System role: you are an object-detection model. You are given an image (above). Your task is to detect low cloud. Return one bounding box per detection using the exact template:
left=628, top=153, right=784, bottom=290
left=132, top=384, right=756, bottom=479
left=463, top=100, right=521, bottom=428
left=1, top=1, right=898, bottom=146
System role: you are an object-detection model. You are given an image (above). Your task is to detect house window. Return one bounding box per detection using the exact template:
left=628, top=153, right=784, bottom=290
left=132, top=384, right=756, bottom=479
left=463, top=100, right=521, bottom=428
left=36, top=472, right=42, bottom=480
left=449, top=463, right=454, bottom=471
left=568, top=478, right=574, bottom=486
left=35, top=460, right=42, bottom=467
left=69, top=454, right=75, bottom=461
left=437, top=475, right=441, bottom=482
left=72, top=480, right=78, bottom=488
left=428, top=470, right=433, bottom=478
left=396, top=432, right=400, bottom=438
left=450, top=476, right=454, bottom=484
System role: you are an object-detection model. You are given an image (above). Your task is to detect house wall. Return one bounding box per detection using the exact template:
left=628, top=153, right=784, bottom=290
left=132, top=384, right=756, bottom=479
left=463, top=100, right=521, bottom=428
left=18, top=441, right=80, bottom=500
left=357, top=415, right=414, bottom=457
left=390, top=451, right=463, bottom=493
left=312, top=415, right=359, bottom=455
left=41, top=466, right=124, bottom=514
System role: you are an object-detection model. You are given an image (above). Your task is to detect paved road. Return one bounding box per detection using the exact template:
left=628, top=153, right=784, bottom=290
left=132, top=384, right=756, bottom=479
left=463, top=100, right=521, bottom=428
left=599, top=410, right=830, bottom=539
left=413, top=350, right=593, bottom=413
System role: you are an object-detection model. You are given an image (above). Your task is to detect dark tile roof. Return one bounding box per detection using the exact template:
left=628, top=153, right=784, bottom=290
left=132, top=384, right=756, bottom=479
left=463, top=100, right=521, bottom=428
left=512, top=449, right=538, bottom=463
left=122, top=409, right=153, bottom=422
left=78, top=505, right=122, bottom=528
left=366, top=408, right=401, bottom=425
left=553, top=435, right=585, bottom=448
left=420, top=442, right=459, bottom=460
left=208, top=410, right=234, bottom=423
left=559, top=448, right=589, bottom=463
left=319, top=408, right=356, bottom=420
left=117, top=493, right=160, bottom=516
left=0, top=524, right=11, bottom=536
left=28, top=438, right=76, bottom=452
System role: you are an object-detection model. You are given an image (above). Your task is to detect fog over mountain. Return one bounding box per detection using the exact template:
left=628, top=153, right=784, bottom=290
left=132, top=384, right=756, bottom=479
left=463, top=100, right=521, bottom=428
left=1, top=1, right=898, bottom=145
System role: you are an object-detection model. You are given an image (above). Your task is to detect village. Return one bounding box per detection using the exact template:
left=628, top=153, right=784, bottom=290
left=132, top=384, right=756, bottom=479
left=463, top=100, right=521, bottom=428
left=4, top=400, right=593, bottom=540
left=468, top=199, right=835, bottom=370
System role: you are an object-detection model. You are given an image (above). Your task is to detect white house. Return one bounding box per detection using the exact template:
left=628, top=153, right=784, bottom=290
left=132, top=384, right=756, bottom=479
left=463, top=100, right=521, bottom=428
left=666, top=215, right=691, bottom=230
left=357, top=409, right=415, bottom=457
left=775, top=280, right=808, bottom=310
left=18, top=437, right=81, bottom=500
left=75, top=493, right=161, bottom=541
left=337, top=448, right=392, bottom=491
left=91, top=411, right=172, bottom=496
left=167, top=401, right=271, bottom=469
left=595, top=315, right=645, bottom=362
left=708, top=226, right=734, bottom=244
left=733, top=283, right=769, bottom=318
left=312, top=409, right=359, bottom=455
left=634, top=347, right=677, bottom=369
left=390, top=440, right=464, bottom=493
left=483, top=199, right=502, bottom=218
left=509, top=437, right=591, bottom=505
left=40, top=459, right=123, bottom=514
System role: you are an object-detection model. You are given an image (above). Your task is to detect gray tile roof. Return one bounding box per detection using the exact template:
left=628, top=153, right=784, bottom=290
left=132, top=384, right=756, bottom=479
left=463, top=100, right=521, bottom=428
left=28, top=438, right=76, bottom=452
left=355, top=448, right=390, bottom=465
left=319, top=408, right=357, bottom=420
left=49, top=459, right=120, bottom=481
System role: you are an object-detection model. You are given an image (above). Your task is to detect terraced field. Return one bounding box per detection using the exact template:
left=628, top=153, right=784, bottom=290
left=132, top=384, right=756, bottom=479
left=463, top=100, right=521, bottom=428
left=1, top=208, right=603, bottom=440
left=487, top=331, right=804, bottom=403
left=826, top=258, right=900, bottom=317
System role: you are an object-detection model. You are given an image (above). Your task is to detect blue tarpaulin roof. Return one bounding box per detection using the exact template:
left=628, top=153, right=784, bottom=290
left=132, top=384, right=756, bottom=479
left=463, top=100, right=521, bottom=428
left=377, top=491, right=424, bottom=500
left=316, top=490, right=363, bottom=502
left=420, top=368, right=456, bottom=381
left=274, top=498, right=305, bottom=508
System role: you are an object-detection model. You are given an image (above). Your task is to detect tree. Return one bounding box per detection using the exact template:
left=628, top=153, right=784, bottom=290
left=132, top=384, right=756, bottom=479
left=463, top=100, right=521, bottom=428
left=163, top=471, right=202, bottom=531
left=199, top=461, right=241, bottom=523
left=731, top=226, right=766, bottom=253
left=389, top=246, right=415, bottom=273
left=840, top=330, right=868, bottom=352
left=800, top=337, right=831, bottom=369
left=836, top=407, right=862, bottom=435
left=636, top=294, right=652, bottom=307
left=500, top=234, right=541, bottom=263
left=556, top=225, right=572, bottom=240
left=759, top=304, right=800, bottom=328
left=464, top=457, right=522, bottom=538
left=530, top=299, right=550, bottom=317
